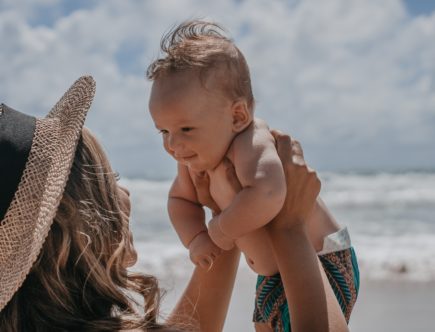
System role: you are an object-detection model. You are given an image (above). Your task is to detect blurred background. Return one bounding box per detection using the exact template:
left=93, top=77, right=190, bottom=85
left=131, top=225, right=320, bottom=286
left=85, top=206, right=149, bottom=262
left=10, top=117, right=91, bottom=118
left=1, top=1, right=434, bottom=331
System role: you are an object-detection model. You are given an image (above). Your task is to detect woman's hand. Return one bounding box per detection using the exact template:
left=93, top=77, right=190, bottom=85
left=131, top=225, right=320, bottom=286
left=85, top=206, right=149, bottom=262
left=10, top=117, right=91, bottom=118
left=268, top=130, right=321, bottom=232
left=266, top=131, right=349, bottom=332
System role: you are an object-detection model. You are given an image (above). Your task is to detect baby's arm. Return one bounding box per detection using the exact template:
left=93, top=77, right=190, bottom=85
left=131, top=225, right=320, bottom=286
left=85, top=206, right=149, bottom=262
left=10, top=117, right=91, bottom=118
left=169, top=163, right=221, bottom=268
left=209, top=119, right=287, bottom=246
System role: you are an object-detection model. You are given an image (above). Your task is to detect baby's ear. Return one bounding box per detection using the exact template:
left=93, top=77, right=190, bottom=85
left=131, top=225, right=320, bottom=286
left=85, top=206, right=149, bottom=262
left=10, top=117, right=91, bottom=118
left=231, top=99, right=252, bottom=133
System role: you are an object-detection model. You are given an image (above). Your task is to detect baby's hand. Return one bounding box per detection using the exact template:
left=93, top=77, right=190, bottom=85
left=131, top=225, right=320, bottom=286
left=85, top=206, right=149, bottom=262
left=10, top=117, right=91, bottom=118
left=208, top=216, right=235, bottom=250
left=188, top=231, right=222, bottom=270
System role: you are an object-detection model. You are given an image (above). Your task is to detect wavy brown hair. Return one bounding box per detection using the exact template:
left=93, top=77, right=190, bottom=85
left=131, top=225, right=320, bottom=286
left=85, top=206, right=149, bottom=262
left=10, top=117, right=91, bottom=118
left=0, top=128, right=169, bottom=331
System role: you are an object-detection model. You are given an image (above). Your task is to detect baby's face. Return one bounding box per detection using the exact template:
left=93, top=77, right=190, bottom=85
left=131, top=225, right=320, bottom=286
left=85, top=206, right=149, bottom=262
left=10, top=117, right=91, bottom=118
left=149, top=72, right=236, bottom=172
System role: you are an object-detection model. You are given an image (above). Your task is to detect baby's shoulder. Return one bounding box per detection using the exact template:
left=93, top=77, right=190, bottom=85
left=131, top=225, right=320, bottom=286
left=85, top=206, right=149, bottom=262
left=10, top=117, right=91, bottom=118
left=233, top=117, right=273, bottom=146
left=253, top=117, right=270, bottom=131
left=230, top=117, right=275, bottom=158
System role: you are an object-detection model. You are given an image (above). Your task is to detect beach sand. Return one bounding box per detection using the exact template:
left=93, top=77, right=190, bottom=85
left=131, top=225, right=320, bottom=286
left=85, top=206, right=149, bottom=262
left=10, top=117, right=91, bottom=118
left=158, top=267, right=435, bottom=331
left=349, top=280, right=435, bottom=332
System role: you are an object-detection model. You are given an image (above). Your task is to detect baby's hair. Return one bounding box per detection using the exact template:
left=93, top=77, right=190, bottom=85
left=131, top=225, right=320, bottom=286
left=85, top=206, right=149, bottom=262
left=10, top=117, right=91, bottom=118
left=147, top=20, right=255, bottom=111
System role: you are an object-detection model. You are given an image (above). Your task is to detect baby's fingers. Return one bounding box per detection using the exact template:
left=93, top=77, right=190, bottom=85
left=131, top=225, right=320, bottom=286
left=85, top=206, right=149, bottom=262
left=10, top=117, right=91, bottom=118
left=197, top=255, right=213, bottom=270
left=211, top=246, right=223, bottom=257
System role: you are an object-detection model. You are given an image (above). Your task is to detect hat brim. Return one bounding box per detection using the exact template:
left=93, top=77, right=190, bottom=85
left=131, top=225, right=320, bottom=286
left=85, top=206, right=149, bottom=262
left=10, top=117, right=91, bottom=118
left=0, top=76, right=96, bottom=311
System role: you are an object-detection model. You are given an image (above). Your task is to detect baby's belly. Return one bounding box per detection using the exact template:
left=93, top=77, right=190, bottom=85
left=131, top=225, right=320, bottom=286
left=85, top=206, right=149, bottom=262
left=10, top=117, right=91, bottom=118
left=236, top=219, right=341, bottom=277
left=235, top=228, right=279, bottom=276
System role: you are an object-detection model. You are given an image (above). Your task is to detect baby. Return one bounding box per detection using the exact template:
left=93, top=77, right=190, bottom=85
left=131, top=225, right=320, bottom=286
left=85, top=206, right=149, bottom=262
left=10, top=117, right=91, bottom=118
left=147, top=21, right=287, bottom=274
left=147, top=21, right=359, bottom=330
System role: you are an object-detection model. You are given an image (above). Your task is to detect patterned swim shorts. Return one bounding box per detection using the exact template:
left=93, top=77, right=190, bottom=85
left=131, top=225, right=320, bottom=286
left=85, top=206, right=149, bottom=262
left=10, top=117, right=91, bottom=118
left=253, top=247, right=360, bottom=332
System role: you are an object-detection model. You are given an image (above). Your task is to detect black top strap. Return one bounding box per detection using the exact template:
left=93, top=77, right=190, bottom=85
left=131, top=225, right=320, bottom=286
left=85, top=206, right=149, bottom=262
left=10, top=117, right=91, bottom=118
left=0, top=104, right=36, bottom=220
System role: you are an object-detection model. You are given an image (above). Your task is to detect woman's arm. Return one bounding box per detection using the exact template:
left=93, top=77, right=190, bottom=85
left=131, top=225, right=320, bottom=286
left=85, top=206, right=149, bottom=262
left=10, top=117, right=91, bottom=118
left=167, top=167, right=241, bottom=332
left=267, top=132, right=349, bottom=332
left=168, top=247, right=240, bottom=332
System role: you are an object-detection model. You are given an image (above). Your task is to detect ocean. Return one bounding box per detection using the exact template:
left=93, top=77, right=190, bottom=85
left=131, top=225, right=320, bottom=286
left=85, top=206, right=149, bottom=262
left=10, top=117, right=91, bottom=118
left=122, top=171, right=435, bottom=283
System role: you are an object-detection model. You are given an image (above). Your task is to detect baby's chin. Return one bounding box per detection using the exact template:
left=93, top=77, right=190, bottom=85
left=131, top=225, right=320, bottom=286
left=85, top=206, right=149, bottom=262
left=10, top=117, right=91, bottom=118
left=179, top=155, right=224, bottom=172
left=184, top=163, right=207, bottom=172
left=182, top=160, right=215, bottom=173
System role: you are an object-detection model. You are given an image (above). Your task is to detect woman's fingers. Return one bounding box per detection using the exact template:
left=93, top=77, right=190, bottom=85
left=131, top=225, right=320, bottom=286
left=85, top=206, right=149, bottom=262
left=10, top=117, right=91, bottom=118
left=271, top=129, right=304, bottom=158
left=290, top=139, right=305, bottom=165
left=271, top=129, right=306, bottom=168
left=270, top=129, right=284, bottom=140
left=272, top=131, right=291, bottom=166
left=268, top=128, right=322, bottom=231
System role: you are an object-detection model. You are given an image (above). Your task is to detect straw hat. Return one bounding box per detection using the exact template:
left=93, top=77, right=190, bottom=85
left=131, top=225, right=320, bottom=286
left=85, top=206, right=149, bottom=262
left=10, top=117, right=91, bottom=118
left=0, top=75, right=96, bottom=311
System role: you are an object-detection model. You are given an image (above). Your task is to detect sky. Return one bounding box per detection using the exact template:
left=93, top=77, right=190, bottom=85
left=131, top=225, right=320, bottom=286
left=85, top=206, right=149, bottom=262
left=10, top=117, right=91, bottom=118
left=0, top=0, right=434, bottom=178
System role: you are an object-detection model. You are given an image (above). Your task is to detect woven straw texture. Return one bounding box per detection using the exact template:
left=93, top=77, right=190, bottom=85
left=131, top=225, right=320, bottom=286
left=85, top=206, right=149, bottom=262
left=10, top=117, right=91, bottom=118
left=0, top=76, right=96, bottom=311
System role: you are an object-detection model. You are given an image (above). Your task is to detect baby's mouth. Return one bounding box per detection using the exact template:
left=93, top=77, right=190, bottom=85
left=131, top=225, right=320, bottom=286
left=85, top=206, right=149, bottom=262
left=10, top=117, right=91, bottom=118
left=182, top=155, right=196, bottom=162
left=175, top=154, right=197, bottom=162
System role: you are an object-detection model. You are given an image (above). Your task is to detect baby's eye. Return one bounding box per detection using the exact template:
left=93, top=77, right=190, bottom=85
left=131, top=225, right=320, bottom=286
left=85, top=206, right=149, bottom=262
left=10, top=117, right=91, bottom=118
left=181, top=127, right=193, bottom=132
left=158, top=129, right=169, bottom=135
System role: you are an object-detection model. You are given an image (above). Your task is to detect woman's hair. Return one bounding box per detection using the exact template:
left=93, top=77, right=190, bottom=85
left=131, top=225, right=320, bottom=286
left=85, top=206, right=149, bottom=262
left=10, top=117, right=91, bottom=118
left=0, top=128, right=166, bottom=331
left=147, top=20, right=255, bottom=111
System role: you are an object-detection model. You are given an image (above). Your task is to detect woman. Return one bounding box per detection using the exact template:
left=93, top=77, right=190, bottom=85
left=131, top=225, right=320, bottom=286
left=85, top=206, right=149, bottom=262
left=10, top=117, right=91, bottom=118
left=0, top=76, right=349, bottom=331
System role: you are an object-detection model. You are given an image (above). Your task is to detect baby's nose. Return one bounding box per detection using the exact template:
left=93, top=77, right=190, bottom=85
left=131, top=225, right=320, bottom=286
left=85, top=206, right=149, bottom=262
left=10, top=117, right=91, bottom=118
left=167, top=133, right=183, bottom=151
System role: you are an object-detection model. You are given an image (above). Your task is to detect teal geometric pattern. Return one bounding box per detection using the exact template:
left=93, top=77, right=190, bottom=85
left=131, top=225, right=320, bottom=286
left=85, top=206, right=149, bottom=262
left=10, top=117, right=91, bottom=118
left=253, top=247, right=360, bottom=332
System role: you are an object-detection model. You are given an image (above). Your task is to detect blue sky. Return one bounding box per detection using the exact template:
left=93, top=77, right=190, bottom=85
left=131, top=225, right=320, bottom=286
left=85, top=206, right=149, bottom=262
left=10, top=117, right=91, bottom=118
left=22, top=0, right=435, bottom=27
left=1, top=0, right=434, bottom=178
left=403, top=0, right=435, bottom=16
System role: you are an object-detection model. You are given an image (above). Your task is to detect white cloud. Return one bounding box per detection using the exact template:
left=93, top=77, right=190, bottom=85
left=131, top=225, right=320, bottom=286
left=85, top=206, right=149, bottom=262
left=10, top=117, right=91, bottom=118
left=0, top=0, right=434, bottom=177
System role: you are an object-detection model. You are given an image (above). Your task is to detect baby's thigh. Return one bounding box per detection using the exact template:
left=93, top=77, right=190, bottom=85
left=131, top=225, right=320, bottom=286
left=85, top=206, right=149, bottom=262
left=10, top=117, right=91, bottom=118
left=254, top=322, right=273, bottom=332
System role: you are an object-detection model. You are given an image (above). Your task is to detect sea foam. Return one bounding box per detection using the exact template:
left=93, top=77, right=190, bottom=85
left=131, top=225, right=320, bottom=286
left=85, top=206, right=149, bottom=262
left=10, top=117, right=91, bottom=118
left=122, top=172, right=435, bottom=282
